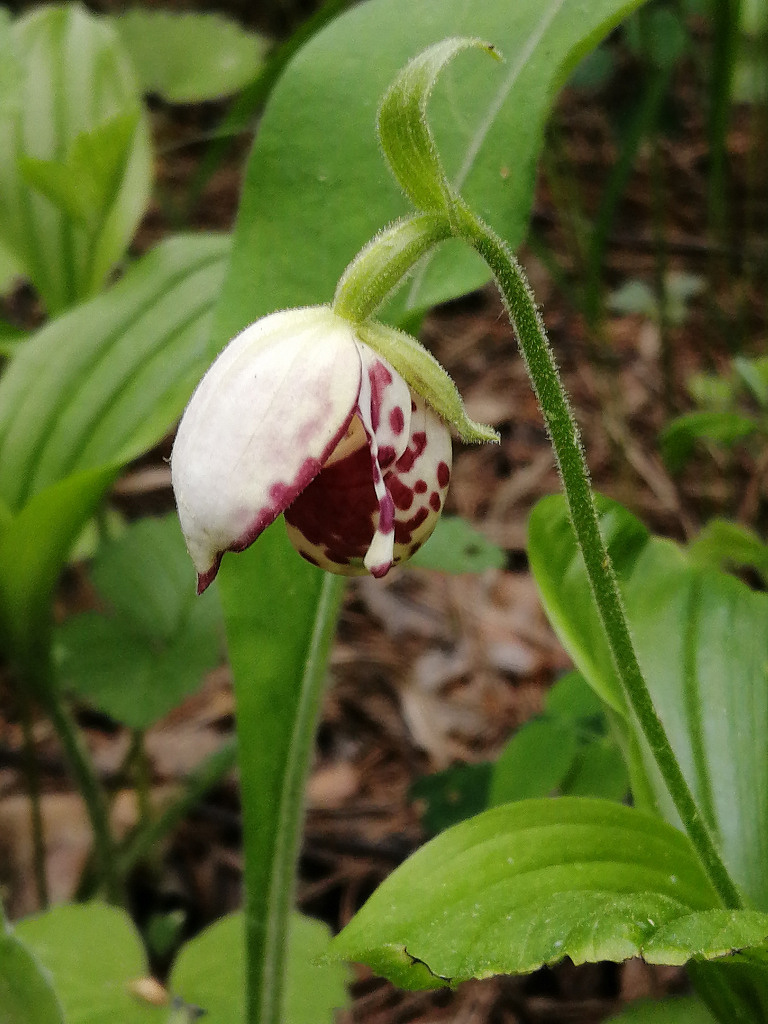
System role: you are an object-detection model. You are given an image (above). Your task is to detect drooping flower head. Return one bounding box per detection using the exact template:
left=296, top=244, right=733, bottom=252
left=171, top=306, right=461, bottom=592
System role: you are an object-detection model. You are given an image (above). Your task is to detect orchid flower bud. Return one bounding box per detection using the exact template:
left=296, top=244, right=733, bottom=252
left=171, top=306, right=454, bottom=592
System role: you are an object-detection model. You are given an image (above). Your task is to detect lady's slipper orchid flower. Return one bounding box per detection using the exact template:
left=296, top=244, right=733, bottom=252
left=171, top=307, right=454, bottom=592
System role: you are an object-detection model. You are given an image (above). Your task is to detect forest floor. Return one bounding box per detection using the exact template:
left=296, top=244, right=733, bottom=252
left=1, top=17, right=765, bottom=1024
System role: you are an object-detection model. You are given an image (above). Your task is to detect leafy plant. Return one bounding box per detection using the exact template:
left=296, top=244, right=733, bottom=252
left=412, top=671, right=629, bottom=835
left=661, top=354, right=768, bottom=472
left=55, top=514, right=223, bottom=730
left=0, top=5, right=151, bottom=316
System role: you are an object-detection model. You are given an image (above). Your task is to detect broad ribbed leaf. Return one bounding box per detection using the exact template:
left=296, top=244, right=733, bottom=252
left=215, top=0, right=645, bottom=341
left=528, top=495, right=768, bottom=910
left=329, top=798, right=768, bottom=989
left=0, top=233, right=229, bottom=512
left=0, top=5, right=151, bottom=314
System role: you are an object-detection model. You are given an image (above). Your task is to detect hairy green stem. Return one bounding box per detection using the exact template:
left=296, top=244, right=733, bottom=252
left=456, top=208, right=744, bottom=911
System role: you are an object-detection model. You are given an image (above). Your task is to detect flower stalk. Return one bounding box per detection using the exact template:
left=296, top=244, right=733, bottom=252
left=372, top=36, right=744, bottom=914
left=456, top=209, right=744, bottom=912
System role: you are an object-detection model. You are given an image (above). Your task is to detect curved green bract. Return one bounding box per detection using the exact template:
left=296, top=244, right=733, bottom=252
left=377, top=37, right=497, bottom=216
left=328, top=797, right=768, bottom=989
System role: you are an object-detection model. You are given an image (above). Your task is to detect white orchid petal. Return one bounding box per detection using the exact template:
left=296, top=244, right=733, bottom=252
left=354, top=345, right=414, bottom=577
left=171, top=307, right=361, bottom=588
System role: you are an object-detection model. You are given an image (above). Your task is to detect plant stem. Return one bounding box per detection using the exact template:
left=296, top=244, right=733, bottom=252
left=248, top=573, right=343, bottom=1024
left=118, top=739, right=238, bottom=877
left=706, top=0, right=741, bottom=353
left=38, top=687, right=122, bottom=904
left=18, top=691, right=49, bottom=909
left=457, top=208, right=744, bottom=911
left=650, top=136, right=674, bottom=415
left=217, top=531, right=346, bottom=1024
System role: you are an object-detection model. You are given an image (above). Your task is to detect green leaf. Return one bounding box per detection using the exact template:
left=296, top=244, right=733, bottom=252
left=406, top=515, right=506, bottom=572
left=0, top=233, right=230, bottom=512
left=0, top=320, right=27, bottom=358
left=411, top=672, right=627, bottom=834
left=604, top=996, right=716, bottom=1023
left=644, top=910, right=768, bottom=964
left=607, top=272, right=704, bottom=327
left=0, top=923, right=65, bottom=1024
left=543, top=673, right=629, bottom=799
left=569, top=44, right=616, bottom=90
left=0, top=464, right=119, bottom=674
left=20, top=112, right=141, bottom=229
left=488, top=718, right=580, bottom=804
left=733, top=355, right=768, bottom=408
left=215, top=528, right=346, bottom=1021
left=16, top=902, right=165, bottom=1024
left=0, top=235, right=22, bottom=297
left=113, top=10, right=267, bottom=104
left=56, top=515, right=223, bottom=729
left=170, top=911, right=350, bottom=1023
left=688, top=518, right=768, bottom=585
left=0, top=234, right=227, bottom=672
left=625, top=7, right=689, bottom=70
left=562, top=739, right=630, bottom=801
left=411, top=762, right=492, bottom=835
left=687, top=370, right=735, bottom=411
left=489, top=672, right=629, bottom=805
left=328, top=797, right=768, bottom=989
left=214, top=0, right=646, bottom=340
left=545, top=669, right=606, bottom=720
left=660, top=411, right=760, bottom=472
left=528, top=495, right=768, bottom=908
left=0, top=5, right=152, bottom=313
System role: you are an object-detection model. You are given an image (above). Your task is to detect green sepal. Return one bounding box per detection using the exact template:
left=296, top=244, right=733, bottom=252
left=333, top=213, right=452, bottom=322
left=377, top=36, right=500, bottom=216
left=357, top=319, right=499, bottom=443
